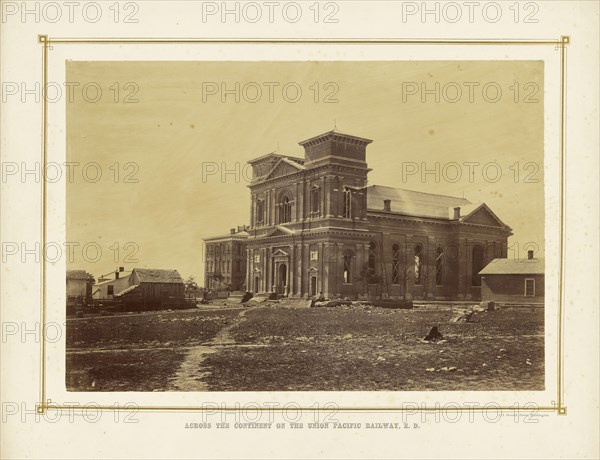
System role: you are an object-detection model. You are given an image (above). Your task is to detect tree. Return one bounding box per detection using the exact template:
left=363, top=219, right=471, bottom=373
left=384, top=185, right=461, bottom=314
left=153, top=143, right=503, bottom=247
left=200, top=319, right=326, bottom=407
left=85, top=273, right=95, bottom=302
left=210, top=273, right=224, bottom=290
left=420, top=247, right=436, bottom=299
left=184, top=275, right=199, bottom=292
left=394, top=245, right=413, bottom=301
left=356, top=263, right=382, bottom=299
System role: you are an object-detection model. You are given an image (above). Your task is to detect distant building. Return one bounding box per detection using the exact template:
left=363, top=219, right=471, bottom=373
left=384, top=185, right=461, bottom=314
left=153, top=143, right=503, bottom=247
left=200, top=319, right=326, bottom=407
left=203, top=130, right=513, bottom=300
left=115, top=268, right=185, bottom=310
left=92, top=269, right=131, bottom=300
left=203, top=226, right=249, bottom=291
left=479, top=251, right=544, bottom=305
left=66, top=270, right=88, bottom=299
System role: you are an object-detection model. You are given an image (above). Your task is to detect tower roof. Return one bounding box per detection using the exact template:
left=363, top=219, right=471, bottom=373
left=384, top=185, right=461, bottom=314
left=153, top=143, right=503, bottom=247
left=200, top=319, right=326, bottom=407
left=298, top=129, right=373, bottom=147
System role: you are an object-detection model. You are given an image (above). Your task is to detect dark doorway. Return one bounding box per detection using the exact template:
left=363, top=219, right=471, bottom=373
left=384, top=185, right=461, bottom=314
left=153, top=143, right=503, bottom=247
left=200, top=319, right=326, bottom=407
left=278, top=264, right=287, bottom=295
left=472, top=245, right=484, bottom=286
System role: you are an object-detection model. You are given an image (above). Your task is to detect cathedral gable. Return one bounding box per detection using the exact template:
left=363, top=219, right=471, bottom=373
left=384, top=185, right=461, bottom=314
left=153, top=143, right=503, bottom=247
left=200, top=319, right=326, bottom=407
left=265, top=226, right=295, bottom=237
left=264, top=158, right=304, bottom=181
left=461, top=204, right=507, bottom=227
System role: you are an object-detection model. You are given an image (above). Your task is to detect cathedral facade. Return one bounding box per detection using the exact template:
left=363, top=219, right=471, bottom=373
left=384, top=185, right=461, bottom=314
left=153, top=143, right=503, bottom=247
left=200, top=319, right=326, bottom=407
left=206, top=130, right=512, bottom=300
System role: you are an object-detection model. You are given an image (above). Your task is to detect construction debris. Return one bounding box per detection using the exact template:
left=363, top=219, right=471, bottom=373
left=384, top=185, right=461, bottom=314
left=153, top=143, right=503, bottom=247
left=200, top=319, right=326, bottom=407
left=450, top=304, right=486, bottom=323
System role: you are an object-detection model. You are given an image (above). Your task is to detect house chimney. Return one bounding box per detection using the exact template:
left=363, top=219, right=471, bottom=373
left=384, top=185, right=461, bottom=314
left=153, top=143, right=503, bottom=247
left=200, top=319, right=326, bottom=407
left=383, top=199, right=391, bottom=212
left=230, top=228, right=236, bottom=234
left=115, top=271, right=119, bottom=279
left=527, top=250, right=534, bottom=260
left=453, top=207, right=461, bottom=219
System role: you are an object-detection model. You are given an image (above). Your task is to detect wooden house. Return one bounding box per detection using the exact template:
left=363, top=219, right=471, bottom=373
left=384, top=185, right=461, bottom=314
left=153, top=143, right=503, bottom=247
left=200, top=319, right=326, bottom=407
left=479, top=251, right=544, bottom=306
left=115, top=268, right=185, bottom=310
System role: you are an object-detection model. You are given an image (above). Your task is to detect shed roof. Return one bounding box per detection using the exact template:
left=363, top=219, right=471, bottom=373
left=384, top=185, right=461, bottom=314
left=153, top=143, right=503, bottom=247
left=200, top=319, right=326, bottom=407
left=115, top=284, right=139, bottom=297
left=133, top=268, right=184, bottom=284
left=479, top=258, right=545, bottom=275
left=66, top=270, right=88, bottom=280
left=367, top=185, right=471, bottom=219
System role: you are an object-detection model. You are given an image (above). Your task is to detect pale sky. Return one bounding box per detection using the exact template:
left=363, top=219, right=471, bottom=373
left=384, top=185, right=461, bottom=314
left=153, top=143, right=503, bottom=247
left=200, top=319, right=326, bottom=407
left=66, top=61, right=544, bottom=283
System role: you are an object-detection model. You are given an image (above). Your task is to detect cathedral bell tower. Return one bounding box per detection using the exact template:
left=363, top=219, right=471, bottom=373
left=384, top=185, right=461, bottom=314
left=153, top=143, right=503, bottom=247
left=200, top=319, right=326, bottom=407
left=298, top=130, right=373, bottom=221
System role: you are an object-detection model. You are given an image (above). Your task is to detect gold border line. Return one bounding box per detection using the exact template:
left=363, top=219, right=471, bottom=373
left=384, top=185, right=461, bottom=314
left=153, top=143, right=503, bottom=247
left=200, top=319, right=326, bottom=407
left=36, top=35, right=569, bottom=415
left=557, top=35, right=569, bottom=415
left=38, top=34, right=49, bottom=414
left=46, top=37, right=561, bottom=45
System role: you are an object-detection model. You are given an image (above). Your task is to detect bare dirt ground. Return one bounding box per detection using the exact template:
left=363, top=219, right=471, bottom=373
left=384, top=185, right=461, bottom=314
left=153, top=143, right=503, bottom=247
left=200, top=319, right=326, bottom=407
left=66, top=303, right=544, bottom=391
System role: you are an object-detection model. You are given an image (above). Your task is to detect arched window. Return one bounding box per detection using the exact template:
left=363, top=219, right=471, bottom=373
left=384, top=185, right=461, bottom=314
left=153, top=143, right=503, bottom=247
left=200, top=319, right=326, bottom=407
left=255, top=199, right=264, bottom=225
left=343, top=188, right=352, bottom=219
left=392, top=244, right=401, bottom=284
left=310, top=186, right=320, bottom=215
left=279, top=196, right=292, bottom=224
left=343, top=250, right=354, bottom=283
left=414, top=245, right=422, bottom=285
left=435, top=247, right=443, bottom=285
left=368, top=241, right=377, bottom=272
left=472, top=245, right=484, bottom=286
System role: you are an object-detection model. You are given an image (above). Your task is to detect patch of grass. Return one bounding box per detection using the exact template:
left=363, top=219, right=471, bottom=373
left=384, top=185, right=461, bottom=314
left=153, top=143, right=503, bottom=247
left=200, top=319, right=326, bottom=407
left=66, top=308, right=242, bottom=349
left=66, top=349, right=186, bottom=391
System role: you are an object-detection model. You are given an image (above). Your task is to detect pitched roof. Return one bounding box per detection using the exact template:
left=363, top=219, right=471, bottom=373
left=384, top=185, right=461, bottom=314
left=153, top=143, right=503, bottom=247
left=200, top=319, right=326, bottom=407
left=299, top=129, right=373, bottom=146
left=479, top=258, right=545, bottom=275
left=115, top=284, right=139, bottom=297
left=265, top=225, right=296, bottom=237
left=203, top=231, right=249, bottom=242
left=247, top=152, right=305, bottom=165
left=66, top=270, right=88, bottom=280
left=94, top=274, right=131, bottom=286
left=133, top=269, right=184, bottom=284
left=367, top=185, right=471, bottom=219
left=458, top=203, right=511, bottom=229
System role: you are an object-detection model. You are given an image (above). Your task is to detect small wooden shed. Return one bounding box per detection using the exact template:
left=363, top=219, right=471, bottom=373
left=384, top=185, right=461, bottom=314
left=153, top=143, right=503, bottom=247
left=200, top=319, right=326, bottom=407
left=116, top=268, right=185, bottom=310
left=479, top=251, right=544, bottom=306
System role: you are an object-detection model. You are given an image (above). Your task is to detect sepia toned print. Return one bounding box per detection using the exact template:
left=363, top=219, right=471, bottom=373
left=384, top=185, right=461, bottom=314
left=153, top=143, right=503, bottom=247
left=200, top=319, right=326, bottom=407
left=65, top=60, right=544, bottom=392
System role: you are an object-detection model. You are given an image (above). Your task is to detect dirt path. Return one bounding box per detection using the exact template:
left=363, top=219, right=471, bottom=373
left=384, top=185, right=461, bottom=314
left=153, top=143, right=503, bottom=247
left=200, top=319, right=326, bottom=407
left=168, top=307, right=258, bottom=391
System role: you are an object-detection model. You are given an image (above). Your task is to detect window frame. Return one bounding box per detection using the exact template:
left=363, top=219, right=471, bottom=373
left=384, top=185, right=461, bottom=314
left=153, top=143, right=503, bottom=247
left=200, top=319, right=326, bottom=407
left=310, top=186, right=320, bottom=216
left=414, top=244, right=423, bottom=285
left=343, top=188, right=352, bottom=219
left=279, top=195, right=292, bottom=224
left=368, top=241, right=377, bottom=273
left=255, top=199, right=265, bottom=226
left=524, top=278, right=536, bottom=297
left=435, top=246, right=444, bottom=286
left=391, top=244, right=401, bottom=285
left=343, top=250, right=354, bottom=284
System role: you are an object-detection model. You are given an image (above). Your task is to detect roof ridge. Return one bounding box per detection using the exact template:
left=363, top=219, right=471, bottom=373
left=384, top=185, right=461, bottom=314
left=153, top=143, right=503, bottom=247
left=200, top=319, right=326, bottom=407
left=368, top=184, right=470, bottom=201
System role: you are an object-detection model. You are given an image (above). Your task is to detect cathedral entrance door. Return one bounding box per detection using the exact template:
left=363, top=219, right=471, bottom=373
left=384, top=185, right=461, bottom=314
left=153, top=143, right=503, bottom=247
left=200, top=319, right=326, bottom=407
left=277, top=263, right=288, bottom=296
left=310, top=276, right=317, bottom=297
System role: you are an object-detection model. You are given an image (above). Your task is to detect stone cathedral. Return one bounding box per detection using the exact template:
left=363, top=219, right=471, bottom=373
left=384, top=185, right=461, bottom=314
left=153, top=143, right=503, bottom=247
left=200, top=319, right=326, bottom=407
left=204, top=130, right=512, bottom=301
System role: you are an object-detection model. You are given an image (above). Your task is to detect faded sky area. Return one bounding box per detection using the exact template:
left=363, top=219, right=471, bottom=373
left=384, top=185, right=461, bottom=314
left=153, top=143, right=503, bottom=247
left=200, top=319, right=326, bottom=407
left=66, top=61, right=544, bottom=283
